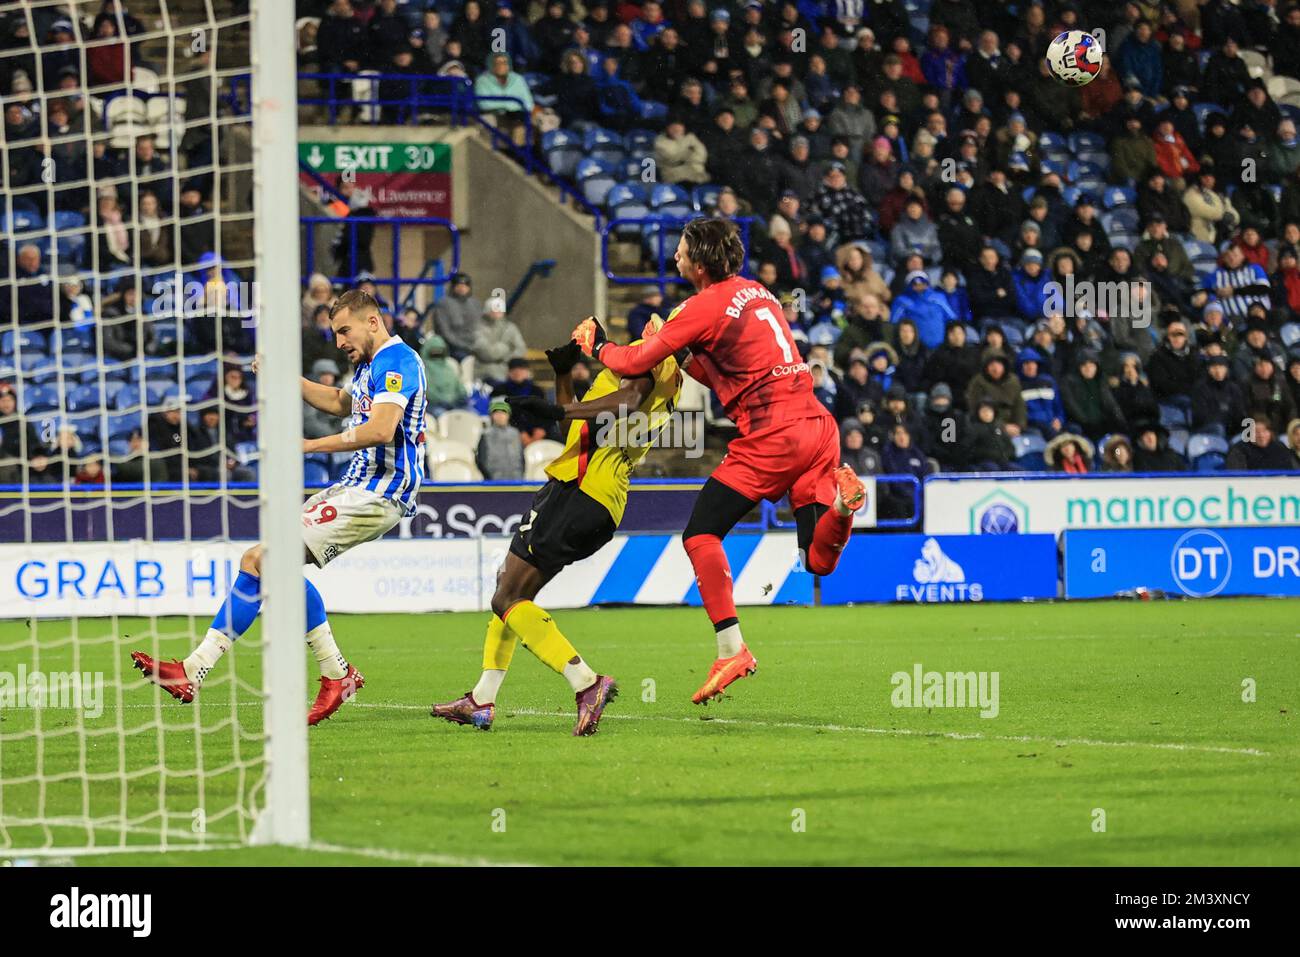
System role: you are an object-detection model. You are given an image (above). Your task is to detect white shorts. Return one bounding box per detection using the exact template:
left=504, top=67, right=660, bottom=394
left=301, top=484, right=404, bottom=567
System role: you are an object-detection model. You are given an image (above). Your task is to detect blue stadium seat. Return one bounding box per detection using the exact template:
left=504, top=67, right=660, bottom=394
left=606, top=182, right=647, bottom=208
left=1192, top=102, right=1224, bottom=131
left=1075, top=151, right=1110, bottom=171
left=102, top=380, right=128, bottom=405
left=1068, top=131, right=1106, bottom=154
left=1282, top=103, right=1300, bottom=128
left=22, top=354, right=59, bottom=384
left=185, top=376, right=216, bottom=403
left=1194, top=451, right=1225, bottom=472
left=53, top=326, right=95, bottom=352
left=144, top=359, right=180, bottom=385
left=1167, top=427, right=1190, bottom=458
left=115, top=385, right=142, bottom=410
left=106, top=412, right=144, bottom=440
left=649, top=183, right=689, bottom=208
left=304, top=459, right=331, bottom=487
left=691, top=184, right=722, bottom=212
left=1002, top=324, right=1025, bottom=349
left=52, top=210, right=87, bottom=231
left=146, top=381, right=180, bottom=406
left=1103, top=185, right=1137, bottom=208
left=66, top=383, right=102, bottom=413
left=184, top=357, right=220, bottom=381
left=1017, top=451, right=1047, bottom=471
left=1159, top=402, right=1190, bottom=429
left=1187, top=433, right=1229, bottom=461
left=60, top=349, right=95, bottom=373
left=1061, top=185, right=1082, bottom=206
left=8, top=329, right=49, bottom=354
left=0, top=210, right=42, bottom=233
left=623, top=128, right=656, bottom=152
left=1040, top=157, right=1069, bottom=178
left=541, top=128, right=582, bottom=179
left=1038, top=130, right=1069, bottom=152
left=582, top=126, right=625, bottom=166
left=69, top=412, right=104, bottom=446
left=1280, top=322, right=1300, bottom=349
left=1013, top=432, right=1047, bottom=459
left=575, top=157, right=617, bottom=206
left=1074, top=177, right=1105, bottom=197
left=107, top=438, right=134, bottom=457
left=21, top=385, right=60, bottom=414
left=1070, top=159, right=1107, bottom=182
left=621, top=155, right=649, bottom=181
left=1103, top=208, right=1140, bottom=233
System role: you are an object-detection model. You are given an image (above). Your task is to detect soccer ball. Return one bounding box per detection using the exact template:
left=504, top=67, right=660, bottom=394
left=1045, top=30, right=1104, bottom=87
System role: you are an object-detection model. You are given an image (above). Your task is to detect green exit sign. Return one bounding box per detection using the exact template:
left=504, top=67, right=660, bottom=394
left=299, top=141, right=450, bottom=174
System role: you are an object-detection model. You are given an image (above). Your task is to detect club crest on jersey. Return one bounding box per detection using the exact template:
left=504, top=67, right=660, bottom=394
left=384, top=371, right=403, bottom=393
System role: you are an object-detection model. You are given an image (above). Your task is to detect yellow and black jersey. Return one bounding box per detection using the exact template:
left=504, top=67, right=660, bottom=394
left=545, top=351, right=682, bottom=526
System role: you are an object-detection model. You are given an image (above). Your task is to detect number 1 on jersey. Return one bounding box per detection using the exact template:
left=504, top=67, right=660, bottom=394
left=756, top=306, right=794, bottom=363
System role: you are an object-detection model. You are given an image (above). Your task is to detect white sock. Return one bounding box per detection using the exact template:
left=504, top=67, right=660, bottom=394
left=716, top=622, right=744, bottom=658
left=563, top=657, right=598, bottom=693
left=472, top=669, right=507, bottom=705
left=184, top=629, right=232, bottom=686
left=306, top=622, right=348, bottom=680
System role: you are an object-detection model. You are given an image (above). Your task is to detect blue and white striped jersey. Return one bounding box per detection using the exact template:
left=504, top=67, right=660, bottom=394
left=338, top=337, right=427, bottom=514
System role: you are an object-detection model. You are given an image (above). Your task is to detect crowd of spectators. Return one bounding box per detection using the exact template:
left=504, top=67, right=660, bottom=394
left=294, top=0, right=1300, bottom=484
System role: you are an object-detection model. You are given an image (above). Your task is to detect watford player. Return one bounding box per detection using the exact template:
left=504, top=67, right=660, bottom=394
left=572, top=218, right=866, bottom=705
left=431, top=318, right=683, bottom=736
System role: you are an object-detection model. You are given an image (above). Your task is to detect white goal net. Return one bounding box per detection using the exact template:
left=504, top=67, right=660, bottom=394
left=0, top=0, right=305, bottom=857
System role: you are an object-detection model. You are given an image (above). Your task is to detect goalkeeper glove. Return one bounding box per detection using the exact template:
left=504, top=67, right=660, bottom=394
left=545, top=339, right=583, bottom=376
left=505, top=394, right=566, bottom=422
left=571, top=315, right=608, bottom=360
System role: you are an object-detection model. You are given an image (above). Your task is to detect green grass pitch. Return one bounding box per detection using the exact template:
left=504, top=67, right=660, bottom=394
left=1, top=600, right=1296, bottom=866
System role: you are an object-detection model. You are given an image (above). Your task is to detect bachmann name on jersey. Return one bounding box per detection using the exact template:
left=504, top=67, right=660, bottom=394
left=338, top=336, right=427, bottom=514
left=596, top=276, right=825, bottom=434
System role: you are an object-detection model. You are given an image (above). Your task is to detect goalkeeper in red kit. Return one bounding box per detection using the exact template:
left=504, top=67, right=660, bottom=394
left=572, top=218, right=866, bottom=705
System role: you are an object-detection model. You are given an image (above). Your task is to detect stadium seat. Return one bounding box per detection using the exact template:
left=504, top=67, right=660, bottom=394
left=22, top=354, right=59, bottom=385
left=66, top=384, right=102, bottom=413
left=691, top=184, right=721, bottom=212
left=1167, top=427, right=1190, bottom=458
left=432, top=459, right=482, bottom=481
left=21, top=385, right=60, bottom=414
left=304, top=460, right=330, bottom=487
left=1103, top=186, right=1137, bottom=208
left=575, top=157, right=617, bottom=207
left=1103, top=208, right=1140, bottom=233
left=606, top=182, right=647, bottom=209
left=146, top=93, right=186, bottom=149
left=1038, top=131, right=1067, bottom=152
left=184, top=357, right=220, bottom=381
left=541, top=129, right=582, bottom=179
left=1159, top=402, right=1190, bottom=429
left=54, top=326, right=95, bottom=352
left=582, top=126, right=625, bottom=167
left=428, top=437, right=478, bottom=469
left=524, top=439, right=564, bottom=480
left=1060, top=185, right=1081, bottom=206
left=1187, top=433, right=1229, bottom=462
left=1194, top=451, right=1225, bottom=472
left=1068, top=131, right=1106, bottom=154
left=1040, top=157, right=1069, bottom=179
left=104, top=92, right=149, bottom=148
left=106, top=412, right=144, bottom=440
left=115, top=385, right=142, bottom=410
left=52, top=210, right=86, bottom=231
left=1012, top=432, right=1047, bottom=460
left=0, top=210, right=42, bottom=233
left=185, top=376, right=216, bottom=403
left=10, top=329, right=49, bottom=354
left=621, top=155, right=649, bottom=181
left=436, top=409, right=484, bottom=449
left=1279, top=322, right=1300, bottom=349
left=1017, top=451, right=1047, bottom=471
left=1069, top=160, right=1107, bottom=182
left=648, top=183, right=692, bottom=214
left=623, top=128, right=656, bottom=152
left=146, top=381, right=180, bottom=406
left=1191, top=102, right=1224, bottom=131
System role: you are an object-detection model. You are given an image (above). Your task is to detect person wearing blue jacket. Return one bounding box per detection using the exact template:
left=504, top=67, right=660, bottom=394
left=1116, top=20, right=1163, bottom=98
left=1016, top=346, right=1065, bottom=437
left=1013, top=248, right=1050, bottom=323
left=891, top=270, right=957, bottom=349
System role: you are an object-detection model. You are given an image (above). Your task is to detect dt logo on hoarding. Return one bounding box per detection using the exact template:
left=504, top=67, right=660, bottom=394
left=1169, top=529, right=1232, bottom=597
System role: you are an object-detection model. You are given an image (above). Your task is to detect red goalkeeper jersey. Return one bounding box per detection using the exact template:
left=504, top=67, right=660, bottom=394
left=597, top=276, right=825, bottom=434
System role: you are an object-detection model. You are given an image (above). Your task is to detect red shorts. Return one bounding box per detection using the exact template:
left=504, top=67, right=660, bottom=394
left=712, top=412, right=839, bottom=510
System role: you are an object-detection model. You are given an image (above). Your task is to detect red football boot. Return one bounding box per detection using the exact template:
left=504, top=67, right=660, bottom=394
left=308, top=664, right=364, bottom=726
left=691, top=645, right=758, bottom=705
left=130, top=651, right=195, bottom=703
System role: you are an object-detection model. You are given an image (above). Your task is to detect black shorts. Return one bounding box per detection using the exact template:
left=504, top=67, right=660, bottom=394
left=509, top=479, right=616, bottom=578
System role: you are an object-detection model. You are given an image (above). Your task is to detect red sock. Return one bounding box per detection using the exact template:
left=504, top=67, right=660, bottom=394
left=805, top=507, right=853, bottom=576
left=683, top=534, right=737, bottom=625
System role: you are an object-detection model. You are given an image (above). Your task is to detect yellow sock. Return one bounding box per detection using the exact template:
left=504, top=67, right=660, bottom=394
left=473, top=615, right=517, bottom=704
left=505, top=601, right=597, bottom=692
left=481, top=614, right=518, bottom=671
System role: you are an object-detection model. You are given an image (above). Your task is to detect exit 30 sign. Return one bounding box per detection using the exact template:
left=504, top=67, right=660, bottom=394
left=299, top=141, right=451, bottom=218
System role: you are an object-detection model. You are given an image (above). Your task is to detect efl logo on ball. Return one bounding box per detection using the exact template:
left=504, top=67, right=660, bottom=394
left=1046, top=30, right=1103, bottom=87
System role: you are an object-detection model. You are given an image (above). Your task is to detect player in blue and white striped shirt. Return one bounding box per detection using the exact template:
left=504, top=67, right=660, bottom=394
left=133, top=290, right=427, bottom=725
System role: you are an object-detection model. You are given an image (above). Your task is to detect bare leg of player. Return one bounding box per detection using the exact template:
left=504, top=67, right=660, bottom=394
left=431, top=553, right=617, bottom=735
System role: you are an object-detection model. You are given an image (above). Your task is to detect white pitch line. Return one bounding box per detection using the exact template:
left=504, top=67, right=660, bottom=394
left=305, top=841, right=536, bottom=868
left=83, top=699, right=1273, bottom=757
left=359, top=702, right=1271, bottom=757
